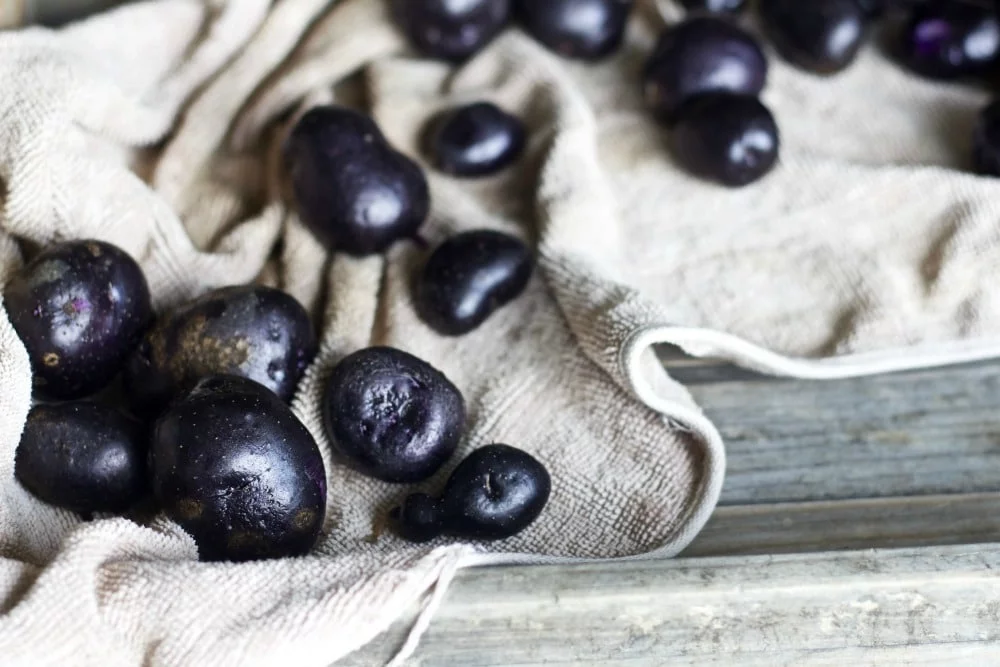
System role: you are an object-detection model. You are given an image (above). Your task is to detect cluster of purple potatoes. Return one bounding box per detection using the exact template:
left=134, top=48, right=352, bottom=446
left=9, top=0, right=1000, bottom=563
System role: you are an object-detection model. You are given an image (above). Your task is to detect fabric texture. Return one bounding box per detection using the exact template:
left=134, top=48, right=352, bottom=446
left=0, top=0, right=995, bottom=664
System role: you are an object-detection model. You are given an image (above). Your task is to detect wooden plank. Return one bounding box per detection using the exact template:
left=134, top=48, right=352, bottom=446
left=683, top=493, right=1000, bottom=557
left=675, top=359, right=1000, bottom=505
left=344, top=543, right=1000, bottom=666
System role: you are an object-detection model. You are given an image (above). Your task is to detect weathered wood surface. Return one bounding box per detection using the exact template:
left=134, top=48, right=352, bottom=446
left=346, top=544, right=1000, bottom=666
left=684, top=493, right=1000, bottom=557
left=344, top=357, right=1000, bottom=665
left=682, top=358, right=1000, bottom=505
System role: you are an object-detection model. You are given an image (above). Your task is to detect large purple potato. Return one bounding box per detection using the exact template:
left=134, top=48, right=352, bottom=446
left=151, top=375, right=327, bottom=562
left=4, top=240, right=151, bottom=399
left=124, top=285, right=316, bottom=415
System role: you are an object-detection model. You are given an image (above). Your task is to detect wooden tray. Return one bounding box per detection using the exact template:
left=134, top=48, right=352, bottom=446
left=348, top=354, right=1000, bottom=665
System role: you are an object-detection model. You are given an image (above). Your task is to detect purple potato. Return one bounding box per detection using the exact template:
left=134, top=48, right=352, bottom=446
left=897, top=0, right=1000, bottom=80
left=15, top=402, right=147, bottom=514
left=643, top=17, right=768, bottom=122
left=390, top=0, right=511, bottom=61
left=427, top=102, right=527, bottom=177
left=4, top=240, right=151, bottom=399
left=151, top=375, right=327, bottom=562
left=758, top=0, right=870, bottom=75
left=671, top=93, right=780, bottom=187
left=415, top=230, right=533, bottom=336
left=391, top=444, right=551, bottom=542
left=285, top=106, right=430, bottom=257
left=514, top=0, right=635, bottom=61
left=124, top=285, right=316, bottom=415
left=322, top=347, right=465, bottom=483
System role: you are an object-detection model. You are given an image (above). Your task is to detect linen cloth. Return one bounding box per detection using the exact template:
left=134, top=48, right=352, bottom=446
left=0, top=0, right=995, bottom=664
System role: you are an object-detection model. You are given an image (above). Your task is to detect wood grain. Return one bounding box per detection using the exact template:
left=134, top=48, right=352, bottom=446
left=345, top=543, right=1000, bottom=666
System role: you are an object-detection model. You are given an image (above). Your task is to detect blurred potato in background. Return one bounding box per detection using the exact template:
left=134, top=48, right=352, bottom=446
left=1, top=0, right=127, bottom=28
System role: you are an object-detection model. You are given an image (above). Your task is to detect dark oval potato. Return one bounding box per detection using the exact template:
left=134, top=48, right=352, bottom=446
left=416, top=230, right=534, bottom=336
left=3, top=240, right=151, bottom=399
left=897, top=0, right=1000, bottom=80
left=643, top=16, right=768, bottom=122
left=322, top=347, right=465, bottom=483
left=124, top=285, right=316, bottom=415
left=391, top=444, right=551, bottom=542
left=391, top=0, right=512, bottom=61
left=758, top=0, right=869, bottom=75
left=15, top=402, right=147, bottom=514
left=151, top=375, right=327, bottom=562
left=427, top=102, right=527, bottom=177
left=285, top=106, right=430, bottom=257
left=671, top=93, right=780, bottom=187
left=515, top=0, right=635, bottom=61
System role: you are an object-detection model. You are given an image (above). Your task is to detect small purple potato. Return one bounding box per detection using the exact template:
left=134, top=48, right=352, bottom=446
left=415, top=230, right=534, bottom=336
left=391, top=444, right=551, bottom=542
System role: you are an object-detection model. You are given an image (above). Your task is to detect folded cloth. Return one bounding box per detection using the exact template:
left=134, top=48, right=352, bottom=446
left=0, top=0, right=995, bottom=664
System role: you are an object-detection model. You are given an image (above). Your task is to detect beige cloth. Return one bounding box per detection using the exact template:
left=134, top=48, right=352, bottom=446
left=0, top=0, right=996, bottom=664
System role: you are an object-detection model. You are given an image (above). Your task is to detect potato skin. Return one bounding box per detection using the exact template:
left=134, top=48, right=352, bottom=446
left=15, top=402, right=148, bottom=514
left=4, top=240, right=151, bottom=399
left=151, top=375, right=327, bottom=562
left=124, top=285, right=316, bottom=414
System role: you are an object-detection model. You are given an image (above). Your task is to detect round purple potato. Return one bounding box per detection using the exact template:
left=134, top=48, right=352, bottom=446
left=897, top=0, right=1000, bottom=80
left=322, top=347, right=465, bottom=483
left=973, top=99, right=1000, bottom=175
left=285, top=106, right=430, bottom=257
left=758, top=0, right=869, bottom=75
left=643, top=17, right=768, bottom=122
left=390, top=0, right=511, bottom=62
left=15, top=402, right=147, bottom=514
left=671, top=93, right=780, bottom=187
left=4, top=240, right=151, bottom=400
left=514, top=0, right=635, bottom=61
left=427, top=102, right=527, bottom=177
left=679, top=0, right=747, bottom=14
left=415, top=230, right=534, bottom=336
left=391, top=444, right=551, bottom=542
left=151, top=375, right=327, bottom=562
left=123, top=285, right=316, bottom=415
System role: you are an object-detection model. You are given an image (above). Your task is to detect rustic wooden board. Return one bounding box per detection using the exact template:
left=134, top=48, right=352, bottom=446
left=682, top=359, right=1000, bottom=505
left=346, top=543, right=1000, bottom=666
left=684, top=492, right=1000, bottom=557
